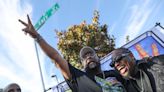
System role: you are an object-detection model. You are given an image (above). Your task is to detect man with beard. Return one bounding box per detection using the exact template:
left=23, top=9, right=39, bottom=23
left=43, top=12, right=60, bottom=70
left=18, top=15, right=125, bottom=92
left=110, top=48, right=164, bottom=92
left=67, top=46, right=125, bottom=92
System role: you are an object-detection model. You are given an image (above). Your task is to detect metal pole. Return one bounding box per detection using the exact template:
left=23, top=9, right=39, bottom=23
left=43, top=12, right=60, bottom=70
left=34, top=41, right=46, bottom=92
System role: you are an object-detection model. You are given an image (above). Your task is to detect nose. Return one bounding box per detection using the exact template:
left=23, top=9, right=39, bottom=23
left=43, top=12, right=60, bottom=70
left=86, top=55, right=92, bottom=59
left=85, top=56, right=92, bottom=63
left=85, top=53, right=93, bottom=59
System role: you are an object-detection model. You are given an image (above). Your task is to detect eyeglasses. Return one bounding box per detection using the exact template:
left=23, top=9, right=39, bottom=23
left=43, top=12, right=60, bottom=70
left=110, top=53, right=129, bottom=67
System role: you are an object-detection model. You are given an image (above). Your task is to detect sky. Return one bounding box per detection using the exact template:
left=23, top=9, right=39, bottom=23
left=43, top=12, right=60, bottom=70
left=0, top=0, right=164, bottom=92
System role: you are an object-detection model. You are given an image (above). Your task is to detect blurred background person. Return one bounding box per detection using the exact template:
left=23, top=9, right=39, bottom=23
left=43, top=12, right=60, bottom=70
left=3, top=83, right=21, bottom=92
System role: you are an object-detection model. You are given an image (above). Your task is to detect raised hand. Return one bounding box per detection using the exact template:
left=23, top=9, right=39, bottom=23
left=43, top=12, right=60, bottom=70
left=18, top=14, right=38, bottom=38
left=18, top=15, right=71, bottom=80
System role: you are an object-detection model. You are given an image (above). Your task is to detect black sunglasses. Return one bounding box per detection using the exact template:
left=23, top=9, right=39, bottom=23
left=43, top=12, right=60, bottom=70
left=110, top=53, right=129, bottom=67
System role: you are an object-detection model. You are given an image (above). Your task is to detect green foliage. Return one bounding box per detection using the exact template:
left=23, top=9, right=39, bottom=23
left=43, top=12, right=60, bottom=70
left=126, top=35, right=130, bottom=43
left=56, top=10, right=115, bottom=69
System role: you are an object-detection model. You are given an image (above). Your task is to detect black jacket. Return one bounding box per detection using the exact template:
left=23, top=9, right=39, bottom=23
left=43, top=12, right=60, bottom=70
left=137, top=55, right=164, bottom=92
left=111, top=55, right=164, bottom=92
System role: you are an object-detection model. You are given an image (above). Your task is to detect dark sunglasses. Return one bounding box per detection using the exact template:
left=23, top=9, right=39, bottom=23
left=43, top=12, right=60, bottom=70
left=110, top=53, right=129, bottom=67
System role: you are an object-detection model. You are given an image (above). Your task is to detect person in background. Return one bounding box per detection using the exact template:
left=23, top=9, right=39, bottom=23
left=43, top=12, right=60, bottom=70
left=18, top=15, right=125, bottom=92
left=110, top=48, right=164, bottom=92
left=3, top=83, right=21, bottom=92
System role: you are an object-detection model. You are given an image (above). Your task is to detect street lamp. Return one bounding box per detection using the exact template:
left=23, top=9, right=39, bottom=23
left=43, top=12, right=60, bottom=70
left=51, top=75, right=59, bottom=92
left=51, top=75, right=59, bottom=84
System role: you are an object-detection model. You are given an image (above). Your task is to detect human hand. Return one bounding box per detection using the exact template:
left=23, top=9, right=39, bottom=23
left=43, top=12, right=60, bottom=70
left=18, top=14, right=38, bottom=38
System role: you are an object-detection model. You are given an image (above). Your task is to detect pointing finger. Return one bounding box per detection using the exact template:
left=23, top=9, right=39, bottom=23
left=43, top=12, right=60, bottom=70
left=18, top=19, right=28, bottom=26
left=27, top=14, right=32, bottom=25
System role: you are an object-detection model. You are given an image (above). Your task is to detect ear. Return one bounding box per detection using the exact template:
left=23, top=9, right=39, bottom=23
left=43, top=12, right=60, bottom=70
left=95, top=54, right=100, bottom=62
left=129, top=53, right=134, bottom=59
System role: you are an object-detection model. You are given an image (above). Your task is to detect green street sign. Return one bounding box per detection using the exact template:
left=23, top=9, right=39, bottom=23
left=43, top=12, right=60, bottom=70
left=34, top=3, right=60, bottom=31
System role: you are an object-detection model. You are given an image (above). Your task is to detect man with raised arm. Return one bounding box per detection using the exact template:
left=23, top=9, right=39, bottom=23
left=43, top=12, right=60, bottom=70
left=18, top=15, right=125, bottom=92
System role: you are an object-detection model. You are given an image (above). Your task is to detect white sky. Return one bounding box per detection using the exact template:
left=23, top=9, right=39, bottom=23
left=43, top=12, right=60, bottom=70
left=0, top=0, right=44, bottom=91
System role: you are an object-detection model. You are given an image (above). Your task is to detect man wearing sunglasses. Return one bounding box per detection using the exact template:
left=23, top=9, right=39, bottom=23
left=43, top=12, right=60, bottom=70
left=18, top=15, right=125, bottom=92
left=64, top=46, right=126, bottom=92
left=110, top=48, right=164, bottom=92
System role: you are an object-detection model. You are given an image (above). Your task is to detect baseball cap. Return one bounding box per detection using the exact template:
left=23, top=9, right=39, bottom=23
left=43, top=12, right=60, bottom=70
left=80, top=46, right=96, bottom=60
left=110, top=48, right=131, bottom=67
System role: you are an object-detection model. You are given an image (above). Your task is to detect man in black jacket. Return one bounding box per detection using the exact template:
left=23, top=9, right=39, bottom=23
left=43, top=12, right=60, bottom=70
left=110, top=48, right=164, bottom=92
left=18, top=15, right=125, bottom=92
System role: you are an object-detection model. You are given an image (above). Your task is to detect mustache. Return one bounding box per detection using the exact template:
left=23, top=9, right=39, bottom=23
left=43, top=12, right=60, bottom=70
left=84, top=61, right=100, bottom=70
left=87, top=60, right=99, bottom=66
left=86, top=58, right=98, bottom=64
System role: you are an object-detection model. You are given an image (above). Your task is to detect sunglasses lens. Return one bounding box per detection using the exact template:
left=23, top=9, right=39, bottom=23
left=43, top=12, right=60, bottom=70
left=110, top=55, right=124, bottom=67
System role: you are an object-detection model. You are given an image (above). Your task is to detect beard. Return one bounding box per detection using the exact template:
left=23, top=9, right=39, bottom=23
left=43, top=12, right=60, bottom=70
left=122, top=71, right=130, bottom=79
left=88, top=62, right=97, bottom=69
left=84, top=61, right=101, bottom=74
left=122, top=64, right=136, bottom=79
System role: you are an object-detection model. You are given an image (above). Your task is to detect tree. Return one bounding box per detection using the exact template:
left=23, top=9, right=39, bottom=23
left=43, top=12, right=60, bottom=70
left=126, top=35, right=130, bottom=43
left=55, top=10, right=115, bottom=69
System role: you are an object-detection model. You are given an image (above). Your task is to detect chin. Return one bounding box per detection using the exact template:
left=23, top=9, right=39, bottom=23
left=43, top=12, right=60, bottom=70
left=85, top=63, right=100, bottom=73
left=122, top=72, right=130, bottom=79
left=88, top=63, right=96, bottom=69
